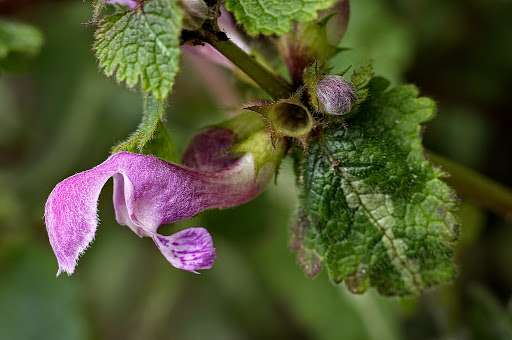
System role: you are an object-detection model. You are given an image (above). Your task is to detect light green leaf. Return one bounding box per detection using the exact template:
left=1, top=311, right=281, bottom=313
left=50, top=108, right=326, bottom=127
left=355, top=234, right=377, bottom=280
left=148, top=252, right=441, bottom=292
left=291, top=64, right=459, bottom=296
left=0, top=19, right=43, bottom=73
left=94, top=0, right=183, bottom=101
left=113, top=93, right=177, bottom=162
left=225, top=0, right=337, bottom=35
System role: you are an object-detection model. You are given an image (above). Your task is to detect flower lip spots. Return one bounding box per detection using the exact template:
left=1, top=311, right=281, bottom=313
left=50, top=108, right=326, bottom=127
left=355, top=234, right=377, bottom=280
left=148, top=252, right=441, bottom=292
left=158, top=236, right=170, bottom=247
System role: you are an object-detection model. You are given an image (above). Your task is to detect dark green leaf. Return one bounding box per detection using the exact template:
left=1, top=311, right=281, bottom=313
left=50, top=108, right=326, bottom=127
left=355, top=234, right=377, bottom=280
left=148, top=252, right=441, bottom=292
left=291, top=64, right=459, bottom=296
left=94, top=0, right=182, bottom=101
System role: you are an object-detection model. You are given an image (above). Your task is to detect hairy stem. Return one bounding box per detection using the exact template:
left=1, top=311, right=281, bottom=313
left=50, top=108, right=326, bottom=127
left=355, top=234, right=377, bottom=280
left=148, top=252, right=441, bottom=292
left=198, top=26, right=293, bottom=100
left=428, top=151, right=512, bottom=220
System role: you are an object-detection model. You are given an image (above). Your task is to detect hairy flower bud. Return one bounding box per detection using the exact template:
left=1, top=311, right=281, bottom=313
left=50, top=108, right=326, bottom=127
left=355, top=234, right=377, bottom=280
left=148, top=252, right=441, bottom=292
left=315, top=75, right=357, bottom=115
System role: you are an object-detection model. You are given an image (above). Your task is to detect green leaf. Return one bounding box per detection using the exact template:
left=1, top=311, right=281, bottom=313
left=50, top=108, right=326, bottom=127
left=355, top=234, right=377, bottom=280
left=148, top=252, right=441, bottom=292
left=94, top=0, right=183, bottom=101
left=113, top=93, right=177, bottom=162
left=350, top=59, right=374, bottom=105
left=225, top=0, right=337, bottom=35
left=0, top=19, right=43, bottom=73
left=291, top=65, right=460, bottom=296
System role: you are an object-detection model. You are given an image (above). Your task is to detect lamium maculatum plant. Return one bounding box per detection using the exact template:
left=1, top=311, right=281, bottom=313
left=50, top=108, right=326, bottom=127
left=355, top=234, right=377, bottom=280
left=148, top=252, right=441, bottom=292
left=41, top=0, right=467, bottom=297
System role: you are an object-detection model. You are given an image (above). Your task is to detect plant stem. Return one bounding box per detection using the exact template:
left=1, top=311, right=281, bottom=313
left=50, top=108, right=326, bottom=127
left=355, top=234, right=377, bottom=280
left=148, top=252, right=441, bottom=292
left=197, top=23, right=512, bottom=220
left=199, top=27, right=293, bottom=100
left=428, top=151, right=512, bottom=220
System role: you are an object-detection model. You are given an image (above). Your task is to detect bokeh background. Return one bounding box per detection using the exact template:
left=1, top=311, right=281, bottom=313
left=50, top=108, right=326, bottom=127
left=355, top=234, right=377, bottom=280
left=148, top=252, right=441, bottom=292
left=1, top=0, right=512, bottom=339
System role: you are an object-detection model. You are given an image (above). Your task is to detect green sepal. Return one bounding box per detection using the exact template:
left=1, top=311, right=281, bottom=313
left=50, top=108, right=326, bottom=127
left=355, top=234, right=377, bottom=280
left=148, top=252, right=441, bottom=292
left=215, top=112, right=287, bottom=175
left=302, top=63, right=331, bottom=113
left=245, top=93, right=313, bottom=147
left=215, top=111, right=268, bottom=143
left=231, top=128, right=287, bottom=177
left=351, top=59, right=375, bottom=106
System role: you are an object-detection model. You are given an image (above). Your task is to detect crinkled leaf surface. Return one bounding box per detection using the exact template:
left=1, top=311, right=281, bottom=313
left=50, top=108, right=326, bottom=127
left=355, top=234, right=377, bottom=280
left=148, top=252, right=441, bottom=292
left=94, top=0, right=182, bottom=101
left=291, top=66, right=459, bottom=296
left=225, top=0, right=337, bottom=35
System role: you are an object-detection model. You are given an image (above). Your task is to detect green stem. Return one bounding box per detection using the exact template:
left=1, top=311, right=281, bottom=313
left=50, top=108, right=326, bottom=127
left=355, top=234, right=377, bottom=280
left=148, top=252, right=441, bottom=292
left=199, top=27, right=293, bottom=100
left=428, top=151, right=512, bottom=220
left=197, top=23, right=512, bottom=220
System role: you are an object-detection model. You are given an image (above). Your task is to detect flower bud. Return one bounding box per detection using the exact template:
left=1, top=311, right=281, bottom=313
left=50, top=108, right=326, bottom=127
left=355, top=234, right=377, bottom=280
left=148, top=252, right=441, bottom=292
left=315, top=75, right=357, bottom=115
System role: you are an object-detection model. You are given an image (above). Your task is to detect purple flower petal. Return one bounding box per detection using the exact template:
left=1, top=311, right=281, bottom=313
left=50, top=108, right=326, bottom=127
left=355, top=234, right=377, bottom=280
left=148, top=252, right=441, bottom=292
left=45, top=163, right=117, bottom=276
left=153, top=227, right=215, bottom=273
left=45, top=129, right=274, bottom=275
left=181, top=128, right=239, bottom=171
left=315, top=75, right=357, bottom=115
left=107, top=0, right=138, bottom=9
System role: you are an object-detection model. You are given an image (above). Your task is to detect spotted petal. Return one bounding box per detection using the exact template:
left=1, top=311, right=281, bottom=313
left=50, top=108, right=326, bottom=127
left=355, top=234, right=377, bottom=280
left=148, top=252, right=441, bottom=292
left=153, top=227, right=215, bottom=273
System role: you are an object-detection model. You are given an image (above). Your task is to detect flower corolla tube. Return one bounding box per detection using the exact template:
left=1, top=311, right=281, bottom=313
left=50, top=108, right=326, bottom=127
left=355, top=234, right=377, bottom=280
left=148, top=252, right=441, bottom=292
left=45, top=128, right=275, bottom=276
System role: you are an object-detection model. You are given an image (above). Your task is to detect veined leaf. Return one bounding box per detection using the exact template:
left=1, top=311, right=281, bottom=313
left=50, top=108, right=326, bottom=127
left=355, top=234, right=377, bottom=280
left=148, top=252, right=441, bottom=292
left=291, top=64, right=459, bottom=296
left=94, top=0, right=183, bottom=101
left=225, top=0, right=337, bottom=35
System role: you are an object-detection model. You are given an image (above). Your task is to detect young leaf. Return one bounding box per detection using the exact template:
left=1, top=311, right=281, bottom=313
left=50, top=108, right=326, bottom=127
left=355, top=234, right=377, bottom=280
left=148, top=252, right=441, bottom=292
left=225, top=0, right=337, bottom=35
left=94, top=0, right=183, bottom=101
left=291, top=66, right=459, bottom=296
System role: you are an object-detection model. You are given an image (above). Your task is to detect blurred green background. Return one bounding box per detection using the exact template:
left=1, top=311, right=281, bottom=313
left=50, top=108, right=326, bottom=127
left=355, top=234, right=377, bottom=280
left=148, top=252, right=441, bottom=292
left=1, top=0, right=512, bottom=339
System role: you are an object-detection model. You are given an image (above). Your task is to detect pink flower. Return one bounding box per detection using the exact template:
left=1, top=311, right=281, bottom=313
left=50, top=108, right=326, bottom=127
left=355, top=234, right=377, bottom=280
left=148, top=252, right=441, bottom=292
left=45, top=128, right=275, bottom=276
